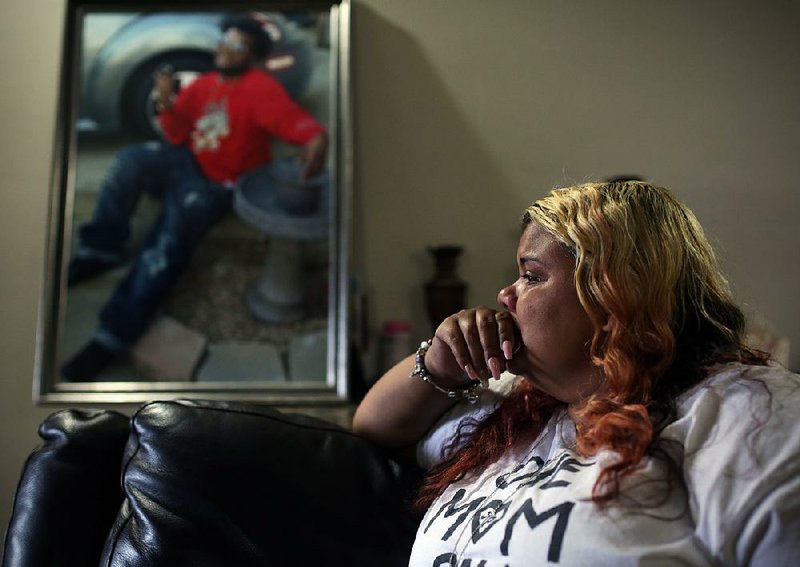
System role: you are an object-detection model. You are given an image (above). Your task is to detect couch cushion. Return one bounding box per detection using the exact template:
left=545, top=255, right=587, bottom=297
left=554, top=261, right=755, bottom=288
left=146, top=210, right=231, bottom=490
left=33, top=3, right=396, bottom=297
left=101, top=400, right=422, bottom=567
left=3, top=409, right=129, bottom=567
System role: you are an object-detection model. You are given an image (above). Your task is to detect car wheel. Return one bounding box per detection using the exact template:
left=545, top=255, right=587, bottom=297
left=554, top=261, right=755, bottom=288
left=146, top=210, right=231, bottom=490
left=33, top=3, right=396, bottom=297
left=123, top=52, right=214, bottom=138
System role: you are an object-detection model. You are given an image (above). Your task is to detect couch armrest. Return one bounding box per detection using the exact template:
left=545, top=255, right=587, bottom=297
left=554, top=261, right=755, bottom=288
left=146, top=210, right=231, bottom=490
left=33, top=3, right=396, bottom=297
left=101, top=400, right=422, bottom=567
left=3, top=409, right=129, bottom=567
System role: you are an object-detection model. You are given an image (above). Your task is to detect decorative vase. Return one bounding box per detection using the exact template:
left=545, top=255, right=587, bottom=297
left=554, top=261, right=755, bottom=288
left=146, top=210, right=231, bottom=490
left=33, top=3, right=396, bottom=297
left=424, top=245, right=467, bottom=332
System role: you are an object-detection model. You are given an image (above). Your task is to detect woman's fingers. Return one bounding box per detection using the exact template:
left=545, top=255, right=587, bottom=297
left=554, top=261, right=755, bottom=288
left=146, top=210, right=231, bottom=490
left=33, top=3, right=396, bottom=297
left=453, top=307, right=505, bottom=379
left=431, top=307, right=516, bottom=382
left=474, top=308, right=506, bottom=379
left=494, top=310, right=517, bottom=361
left=434, top=317, right=473, bottom=379
left=457, top=311, right=487, bottom=379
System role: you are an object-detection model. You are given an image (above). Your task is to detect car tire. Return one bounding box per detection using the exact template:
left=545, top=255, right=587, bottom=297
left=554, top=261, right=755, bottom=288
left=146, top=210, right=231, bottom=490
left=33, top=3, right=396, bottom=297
left=123, top=51, right=214, bottom=138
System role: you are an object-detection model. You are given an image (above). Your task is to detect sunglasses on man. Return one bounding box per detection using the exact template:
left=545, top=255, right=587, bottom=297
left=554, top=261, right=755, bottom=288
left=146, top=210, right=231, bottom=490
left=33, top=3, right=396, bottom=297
left=219, top=36, right=249, bottom=53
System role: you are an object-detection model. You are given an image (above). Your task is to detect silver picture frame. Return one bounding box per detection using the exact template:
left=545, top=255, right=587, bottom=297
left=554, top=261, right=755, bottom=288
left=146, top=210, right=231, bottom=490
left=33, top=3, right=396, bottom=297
left=34, top=0, right=353, bottom=404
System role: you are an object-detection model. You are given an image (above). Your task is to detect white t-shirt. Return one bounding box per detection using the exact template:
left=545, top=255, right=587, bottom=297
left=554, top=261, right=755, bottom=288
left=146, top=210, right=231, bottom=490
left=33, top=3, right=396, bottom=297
left=410, top=363, right=800, bottom=566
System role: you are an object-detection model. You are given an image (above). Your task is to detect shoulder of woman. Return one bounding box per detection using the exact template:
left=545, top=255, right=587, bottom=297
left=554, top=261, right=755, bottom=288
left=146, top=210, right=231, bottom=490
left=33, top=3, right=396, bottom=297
left=663, top=362, right=800, bottom=562
left=673, top=362, right=800, bottom=427
left=666, top=362, right=800, bottom=459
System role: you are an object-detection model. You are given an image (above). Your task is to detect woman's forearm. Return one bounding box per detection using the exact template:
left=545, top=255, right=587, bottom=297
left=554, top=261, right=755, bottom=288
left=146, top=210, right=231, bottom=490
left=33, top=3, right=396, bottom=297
left=352, top=354, right=458, bottom=450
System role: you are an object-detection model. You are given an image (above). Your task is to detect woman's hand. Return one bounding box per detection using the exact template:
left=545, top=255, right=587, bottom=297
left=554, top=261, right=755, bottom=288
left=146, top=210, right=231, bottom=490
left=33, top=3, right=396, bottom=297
left=425, top=307, right=518, bottom=385
left=352, top=307, right=518, bottom=450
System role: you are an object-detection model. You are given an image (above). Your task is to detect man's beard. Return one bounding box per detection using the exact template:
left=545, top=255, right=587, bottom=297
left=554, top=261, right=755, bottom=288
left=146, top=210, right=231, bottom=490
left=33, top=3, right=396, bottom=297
left=216, top=62, right=251, bottom=77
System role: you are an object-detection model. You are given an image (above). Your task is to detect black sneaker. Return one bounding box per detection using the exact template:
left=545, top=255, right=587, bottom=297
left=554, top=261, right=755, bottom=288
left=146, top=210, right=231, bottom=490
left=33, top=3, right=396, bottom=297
left=61, top=340, right=117, bottom=382
left=68, top=257, right=120, bottom=287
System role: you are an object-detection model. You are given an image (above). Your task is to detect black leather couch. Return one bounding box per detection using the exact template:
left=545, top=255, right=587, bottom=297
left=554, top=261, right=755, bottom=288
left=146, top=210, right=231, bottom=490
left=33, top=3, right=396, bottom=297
left=3, top=400, right=423, bottom=567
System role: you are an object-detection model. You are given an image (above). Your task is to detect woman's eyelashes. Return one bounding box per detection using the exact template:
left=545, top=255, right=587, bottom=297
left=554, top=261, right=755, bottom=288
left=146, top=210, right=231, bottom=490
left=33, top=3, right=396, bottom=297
left=520, top=272, right=544, bottom=285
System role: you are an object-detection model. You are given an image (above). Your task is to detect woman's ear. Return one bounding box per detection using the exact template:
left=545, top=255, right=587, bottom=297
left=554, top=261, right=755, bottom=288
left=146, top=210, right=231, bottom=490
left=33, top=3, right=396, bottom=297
left=601, top=315, right=615, bottom=333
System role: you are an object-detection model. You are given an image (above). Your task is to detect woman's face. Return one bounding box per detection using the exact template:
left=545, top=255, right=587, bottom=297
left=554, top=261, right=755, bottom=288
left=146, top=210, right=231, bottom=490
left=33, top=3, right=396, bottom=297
left=497, top=223, right=604, bottom=403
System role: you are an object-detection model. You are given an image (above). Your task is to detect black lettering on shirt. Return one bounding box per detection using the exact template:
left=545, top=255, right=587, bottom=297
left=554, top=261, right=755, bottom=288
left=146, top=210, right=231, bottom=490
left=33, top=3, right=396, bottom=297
left=426, top=451, right=592, bottom=561
left=498, top=452, right=593, bottom=492
left=431, top=553, right=487, bottom=567
left=501, top=499, right=575, bottom=562
left=495, top=455, right=545, bottom=489
left=470, top=499, right=512, bottom=542
left=538, top=455, right=594, bottom=489
left=425, top=488, right=486, bottom=540
left=432, top=552, right=457, bottom=567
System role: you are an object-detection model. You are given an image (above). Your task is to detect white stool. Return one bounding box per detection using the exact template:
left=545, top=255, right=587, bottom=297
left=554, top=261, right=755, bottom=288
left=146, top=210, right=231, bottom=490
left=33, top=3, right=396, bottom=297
left=233, top=158, right=329, bottom=324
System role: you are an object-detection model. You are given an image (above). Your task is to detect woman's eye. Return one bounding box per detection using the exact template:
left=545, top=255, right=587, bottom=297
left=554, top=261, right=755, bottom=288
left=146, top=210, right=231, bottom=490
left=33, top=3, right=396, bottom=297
left=521, top=273, right=542, bottom=284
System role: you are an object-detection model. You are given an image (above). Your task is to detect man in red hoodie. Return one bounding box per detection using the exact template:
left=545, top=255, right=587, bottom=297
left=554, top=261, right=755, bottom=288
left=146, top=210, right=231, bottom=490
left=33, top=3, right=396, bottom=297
left=63, top=14, right=327, bottom=380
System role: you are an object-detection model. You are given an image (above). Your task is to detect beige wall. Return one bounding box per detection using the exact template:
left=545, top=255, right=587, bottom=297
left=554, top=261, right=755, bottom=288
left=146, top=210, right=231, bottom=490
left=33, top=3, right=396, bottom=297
left=1, top=0, right=798, bottom=545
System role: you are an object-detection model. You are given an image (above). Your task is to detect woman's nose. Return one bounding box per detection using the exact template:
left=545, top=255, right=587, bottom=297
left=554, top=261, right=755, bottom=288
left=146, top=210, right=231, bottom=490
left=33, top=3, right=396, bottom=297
left=497, top=284, right=517, bottom=313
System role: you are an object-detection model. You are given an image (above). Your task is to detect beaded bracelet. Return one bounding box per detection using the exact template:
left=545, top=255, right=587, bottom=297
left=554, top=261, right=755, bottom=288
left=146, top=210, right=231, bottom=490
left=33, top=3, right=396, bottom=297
left=410, top=339, right=484, bottom=403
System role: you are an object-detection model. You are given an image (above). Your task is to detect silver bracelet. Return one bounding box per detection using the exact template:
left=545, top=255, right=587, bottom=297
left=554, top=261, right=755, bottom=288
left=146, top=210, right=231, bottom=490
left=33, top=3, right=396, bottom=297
left=410, top=339, right=483, bottom=403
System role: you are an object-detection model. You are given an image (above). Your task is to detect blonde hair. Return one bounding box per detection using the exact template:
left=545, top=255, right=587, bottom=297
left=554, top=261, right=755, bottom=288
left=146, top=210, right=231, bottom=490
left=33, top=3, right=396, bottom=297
left=526, top=181, right=744, bottom=395
left=524, top=181, right=757, bottom=499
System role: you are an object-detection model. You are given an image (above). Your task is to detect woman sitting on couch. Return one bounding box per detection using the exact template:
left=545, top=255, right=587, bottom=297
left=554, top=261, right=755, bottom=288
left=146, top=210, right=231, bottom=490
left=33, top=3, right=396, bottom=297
left=353, top=181, right=800, bottom=566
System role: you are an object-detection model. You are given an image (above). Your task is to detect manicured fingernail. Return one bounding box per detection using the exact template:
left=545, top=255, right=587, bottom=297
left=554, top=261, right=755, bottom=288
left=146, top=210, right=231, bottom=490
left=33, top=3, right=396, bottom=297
left=488, top=357, right=501, bottom=379
left=502, top=340, right=513, bottom=360
left=464, top=364, right=480, bottom=381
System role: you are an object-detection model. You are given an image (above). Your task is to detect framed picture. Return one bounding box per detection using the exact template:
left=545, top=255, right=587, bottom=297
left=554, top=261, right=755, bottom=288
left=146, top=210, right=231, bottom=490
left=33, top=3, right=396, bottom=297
left=34, top=0, right=352, bottom=404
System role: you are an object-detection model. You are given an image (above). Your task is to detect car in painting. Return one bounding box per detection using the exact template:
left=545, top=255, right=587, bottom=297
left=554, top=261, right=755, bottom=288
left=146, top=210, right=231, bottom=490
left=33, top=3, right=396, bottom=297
left=78, top=11, right=319, bottom=137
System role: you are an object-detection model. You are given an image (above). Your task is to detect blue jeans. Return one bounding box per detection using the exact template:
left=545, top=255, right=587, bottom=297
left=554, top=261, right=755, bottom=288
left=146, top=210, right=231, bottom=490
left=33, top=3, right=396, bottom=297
left=78, top=141, right=232, bottom=348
